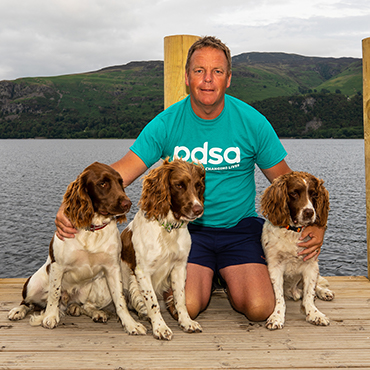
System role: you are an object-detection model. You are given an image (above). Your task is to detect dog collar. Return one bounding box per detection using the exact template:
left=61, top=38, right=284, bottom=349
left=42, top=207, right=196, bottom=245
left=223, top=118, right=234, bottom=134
left=89, top=221, right=110, bottom=232
left=160, top=220, right=184, bottom=233
left=281, top=225, right=303, bottom=233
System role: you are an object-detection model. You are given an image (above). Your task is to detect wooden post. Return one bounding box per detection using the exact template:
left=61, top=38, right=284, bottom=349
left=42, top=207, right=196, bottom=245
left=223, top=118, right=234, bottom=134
left=363, top=37, right=370, bottom=278
left=164, top=35, right=199, bottom=109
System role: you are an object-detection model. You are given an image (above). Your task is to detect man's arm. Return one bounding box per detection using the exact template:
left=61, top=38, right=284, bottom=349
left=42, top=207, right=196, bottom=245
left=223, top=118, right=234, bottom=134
left=260, top=159, right=292, bottom=182
left=110, top=150, right=148, bottom=186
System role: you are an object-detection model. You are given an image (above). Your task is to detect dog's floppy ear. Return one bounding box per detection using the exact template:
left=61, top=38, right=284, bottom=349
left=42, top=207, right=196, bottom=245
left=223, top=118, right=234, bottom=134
left=309, top=175, right=330, bottom=228
left=195, top=163, right=206, bottom=203
left=63, top=170, right=95, bottom=229
left=139, top=159, right=172, bottom=220
left=260, top=174, right=291, bottom=226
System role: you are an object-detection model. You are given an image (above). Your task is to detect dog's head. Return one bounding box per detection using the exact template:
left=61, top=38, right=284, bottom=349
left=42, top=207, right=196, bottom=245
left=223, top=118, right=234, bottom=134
left=139, top=158, right=205, bottom=222
left=260, top=171, right=329, bottom=228
left=63, top=162, right=131, bottom=229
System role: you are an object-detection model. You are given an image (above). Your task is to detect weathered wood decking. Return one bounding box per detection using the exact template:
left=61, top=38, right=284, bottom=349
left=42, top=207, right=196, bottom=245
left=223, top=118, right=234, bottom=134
left=1, top=276, right=370, bottom=369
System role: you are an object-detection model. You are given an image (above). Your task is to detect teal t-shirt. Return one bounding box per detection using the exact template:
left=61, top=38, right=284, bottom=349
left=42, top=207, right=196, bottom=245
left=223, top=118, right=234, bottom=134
left=130, top=94, right=287, bottom=228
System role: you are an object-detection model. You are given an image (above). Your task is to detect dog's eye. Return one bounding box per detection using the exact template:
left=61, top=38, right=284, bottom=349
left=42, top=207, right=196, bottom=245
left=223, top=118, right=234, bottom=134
left=289, top=191, right=299, bottom=199
left=176, top=183, right=184, bottom=189
left=100, top=182, right=107, bottom=188
left=195, top=182, right=204, bottom=191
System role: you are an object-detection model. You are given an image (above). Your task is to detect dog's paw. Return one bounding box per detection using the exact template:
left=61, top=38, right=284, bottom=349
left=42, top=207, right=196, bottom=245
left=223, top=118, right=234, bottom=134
left=29, top=312, right=59, bottom=329
left=316, top=288, right=335, bottom=301
left=42, top=314, right=60, bottom=329
left=92, top=310, right=108, bottom=323
left=179, top=319, right=202, bottom=333
left=286, top=287, right=302, bottom=301
left=265, top=314, right=285, bottom=330
left=153, top=324, right=173, bottom=340
left=306, top=311, right=330, bottom=326
left=8, top=306, right=29, bottom=321
left=66, top=303, right=82, bottom=317
left=125, top=320, right=147, bottom=335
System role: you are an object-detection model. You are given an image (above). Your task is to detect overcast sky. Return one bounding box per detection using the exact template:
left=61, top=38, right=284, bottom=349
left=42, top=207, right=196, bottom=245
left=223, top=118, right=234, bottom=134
left=1, top=0, right=369, bottom=81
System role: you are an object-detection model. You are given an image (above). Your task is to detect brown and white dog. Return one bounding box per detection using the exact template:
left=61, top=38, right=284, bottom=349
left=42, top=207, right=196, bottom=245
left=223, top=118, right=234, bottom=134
left=260, top=171, right=334, bottom=330
left=120, top=158, right=205, bottom=340
left=8, top=162, right=146, bottom=335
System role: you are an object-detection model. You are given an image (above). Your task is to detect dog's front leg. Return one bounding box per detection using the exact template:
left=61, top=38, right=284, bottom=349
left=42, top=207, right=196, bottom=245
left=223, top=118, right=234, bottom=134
left=30, top=262, right=64, bottom=329
left=302, top=267, right=330, bottom=326
left=265, top=265, right=286, bottom=330
left=135, top=268, right=173, bottom=340
left=105, top=265, right=147, bottom=335
left=170, top=263, right=202, bottom=334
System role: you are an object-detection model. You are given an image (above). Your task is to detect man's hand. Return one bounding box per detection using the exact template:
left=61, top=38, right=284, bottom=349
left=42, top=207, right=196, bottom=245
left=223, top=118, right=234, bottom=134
left=55, top=204, right=77, bottom=240
left=297, top=225, right=326, bottom=261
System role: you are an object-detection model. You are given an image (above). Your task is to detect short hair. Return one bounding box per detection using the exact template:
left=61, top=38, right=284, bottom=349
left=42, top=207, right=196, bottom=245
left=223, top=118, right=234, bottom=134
left=185, top=36, right=232, bottom=75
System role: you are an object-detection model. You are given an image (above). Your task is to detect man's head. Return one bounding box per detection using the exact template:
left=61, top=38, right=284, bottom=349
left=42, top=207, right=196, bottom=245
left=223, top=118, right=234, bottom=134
left=185, top=36, right=232, bottom=77
left=185, top=36, right=232, bottom=119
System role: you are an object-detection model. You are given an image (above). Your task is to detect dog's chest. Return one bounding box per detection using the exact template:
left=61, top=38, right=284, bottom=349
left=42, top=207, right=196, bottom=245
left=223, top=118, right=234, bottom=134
left=131, top=220, right=190, bottom=274
left=53, top=228, right=120, bottom=280
left=261, top=222, right=306, bottom=263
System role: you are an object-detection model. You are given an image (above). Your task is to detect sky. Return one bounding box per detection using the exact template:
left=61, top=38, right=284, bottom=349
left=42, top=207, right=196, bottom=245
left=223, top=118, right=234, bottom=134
left=1, top=0, right=370, bottom=81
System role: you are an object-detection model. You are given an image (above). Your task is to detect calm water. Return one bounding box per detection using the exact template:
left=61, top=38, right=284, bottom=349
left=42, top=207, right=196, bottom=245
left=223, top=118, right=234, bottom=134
left=0, top=139, right=367, bottom=278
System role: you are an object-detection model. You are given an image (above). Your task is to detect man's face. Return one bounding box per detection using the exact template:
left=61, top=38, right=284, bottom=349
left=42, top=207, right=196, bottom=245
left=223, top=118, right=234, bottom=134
left=185, top=47, right=231, bottom=119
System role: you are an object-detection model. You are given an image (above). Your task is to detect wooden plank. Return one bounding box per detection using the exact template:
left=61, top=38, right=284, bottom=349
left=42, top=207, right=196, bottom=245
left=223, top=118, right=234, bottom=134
left=363, top=36, right=370, bottom=278
left=1, top=276, right=370, bottom=370
left=2, top=349, right=370, bottom=369
left=163, top=35, right=199, bottom=109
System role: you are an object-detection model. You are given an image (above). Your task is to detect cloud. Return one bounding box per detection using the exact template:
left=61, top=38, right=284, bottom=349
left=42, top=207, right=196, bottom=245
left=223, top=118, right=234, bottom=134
left=0, top=0, right=369, bottom=80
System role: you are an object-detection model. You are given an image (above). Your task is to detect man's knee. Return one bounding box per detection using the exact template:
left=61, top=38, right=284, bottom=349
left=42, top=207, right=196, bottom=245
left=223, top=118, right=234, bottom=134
left=186, top=296, right=208, bottom=320
left=244, top=300, right=274, bottom=322
left=231, top=295, right=274, bottom=322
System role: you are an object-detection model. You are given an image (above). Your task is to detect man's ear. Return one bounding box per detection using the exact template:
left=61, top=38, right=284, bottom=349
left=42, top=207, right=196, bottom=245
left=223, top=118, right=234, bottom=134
left=185, top=71, right=190, bottom=86
left=226, top=72, right=232, bottom=88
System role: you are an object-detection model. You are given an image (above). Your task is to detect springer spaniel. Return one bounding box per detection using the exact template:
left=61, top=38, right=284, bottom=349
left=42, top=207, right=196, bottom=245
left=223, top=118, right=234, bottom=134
left=260, top=171, right=334, bottom=330
left=120, top=158, right=205, bottom=340
left=8, top=162, right=146, bottom=335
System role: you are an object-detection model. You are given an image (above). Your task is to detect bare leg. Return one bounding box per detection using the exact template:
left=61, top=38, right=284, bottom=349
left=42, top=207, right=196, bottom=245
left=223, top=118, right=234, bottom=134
left=184, top=263, right=214, bottom=319
left=220, top=263, right=275, bottom=322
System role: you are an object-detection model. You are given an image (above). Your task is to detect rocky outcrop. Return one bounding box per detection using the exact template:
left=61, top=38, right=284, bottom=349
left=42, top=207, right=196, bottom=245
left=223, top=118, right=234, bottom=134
left=0, top=81, right=57, bottom=118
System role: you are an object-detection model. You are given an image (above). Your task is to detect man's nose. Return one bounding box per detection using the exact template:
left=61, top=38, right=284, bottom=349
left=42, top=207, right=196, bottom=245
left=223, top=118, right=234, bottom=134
left=204, top=71, right=212, bottom=82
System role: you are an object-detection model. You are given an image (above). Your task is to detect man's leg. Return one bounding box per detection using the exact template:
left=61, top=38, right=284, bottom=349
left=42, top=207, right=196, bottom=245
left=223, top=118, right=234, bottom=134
left=185, top=263, right=214, bottom=319
left=219, top=263, right=275, bottom=322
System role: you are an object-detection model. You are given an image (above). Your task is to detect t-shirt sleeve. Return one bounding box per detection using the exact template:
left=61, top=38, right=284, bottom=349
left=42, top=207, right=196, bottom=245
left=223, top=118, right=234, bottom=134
left=255, top=116, right=287, bottom=170
left=129, top=115, right=168, bottom=168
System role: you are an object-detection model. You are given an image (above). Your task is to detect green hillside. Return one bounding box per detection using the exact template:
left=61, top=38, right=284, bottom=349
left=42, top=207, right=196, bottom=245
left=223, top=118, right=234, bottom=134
left=0, top=52, right=364, bottom=139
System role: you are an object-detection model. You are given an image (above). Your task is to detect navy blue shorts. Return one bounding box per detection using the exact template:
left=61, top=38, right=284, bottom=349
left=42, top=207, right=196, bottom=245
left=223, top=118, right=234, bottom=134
left=188, top=217, right=266, bottom=273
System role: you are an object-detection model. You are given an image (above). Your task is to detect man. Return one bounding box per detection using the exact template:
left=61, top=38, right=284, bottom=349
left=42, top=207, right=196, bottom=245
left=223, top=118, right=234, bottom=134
left=56, top=36, right=325, bottom=321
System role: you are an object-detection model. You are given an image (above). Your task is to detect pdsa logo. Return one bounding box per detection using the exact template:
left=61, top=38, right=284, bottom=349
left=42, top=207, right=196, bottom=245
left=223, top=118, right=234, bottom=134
left=174, top=142, right=240, bottom=165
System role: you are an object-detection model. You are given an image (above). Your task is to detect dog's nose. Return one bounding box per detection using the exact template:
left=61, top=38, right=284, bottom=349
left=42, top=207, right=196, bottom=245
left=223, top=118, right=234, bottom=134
left=121, top=199, right=132, bottom=213
left=192, top=204, right=204, bottom=216
left=303, top=208, right=314, bottom=219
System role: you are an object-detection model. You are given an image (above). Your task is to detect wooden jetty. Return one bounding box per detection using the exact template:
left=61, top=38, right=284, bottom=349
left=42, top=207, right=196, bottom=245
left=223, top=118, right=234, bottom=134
left=1, top=276, right=370, bottom=369
left=1, top=35, right=370, bottom=370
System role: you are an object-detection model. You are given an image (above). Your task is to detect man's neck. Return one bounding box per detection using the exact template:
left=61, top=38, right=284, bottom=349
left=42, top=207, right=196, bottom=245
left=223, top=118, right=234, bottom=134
left=190, top=98, right=225, bottom=120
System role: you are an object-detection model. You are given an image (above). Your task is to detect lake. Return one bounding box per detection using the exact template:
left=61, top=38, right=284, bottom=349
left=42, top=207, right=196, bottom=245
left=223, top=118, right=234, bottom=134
left=0, top=139, right=367, bottom=278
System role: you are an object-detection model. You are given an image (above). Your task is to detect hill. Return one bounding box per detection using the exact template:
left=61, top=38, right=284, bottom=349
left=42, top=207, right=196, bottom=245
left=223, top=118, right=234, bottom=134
left=0, top=52, right=363, bottom=139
